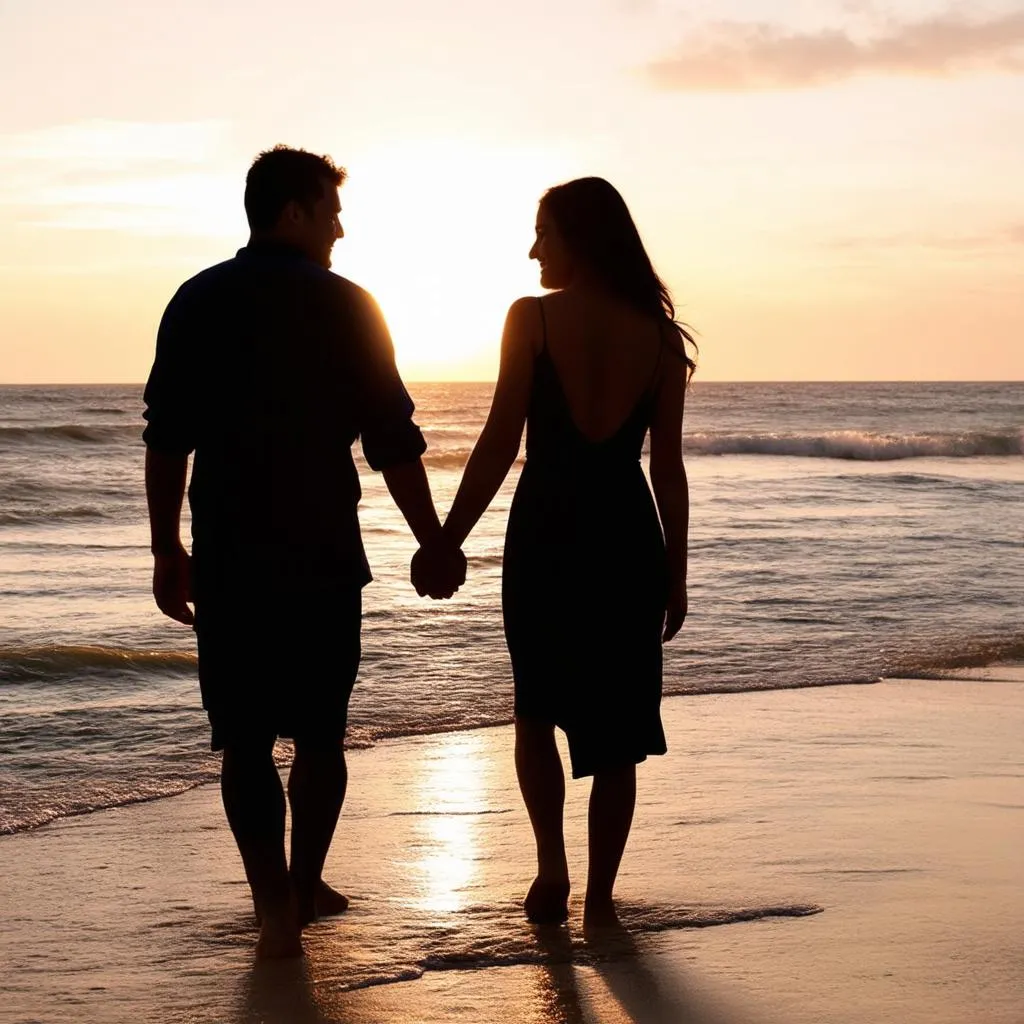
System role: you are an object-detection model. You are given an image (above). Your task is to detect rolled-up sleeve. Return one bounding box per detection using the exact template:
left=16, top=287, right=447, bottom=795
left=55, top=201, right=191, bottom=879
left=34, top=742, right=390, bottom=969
left=142, top=289, right=198, bottom=455
left=349, top=291, right=427, bottom=471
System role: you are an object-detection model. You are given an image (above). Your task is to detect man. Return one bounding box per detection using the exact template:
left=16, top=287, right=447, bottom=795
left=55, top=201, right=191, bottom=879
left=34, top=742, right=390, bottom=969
left=143, top=145, right=464, bottom=958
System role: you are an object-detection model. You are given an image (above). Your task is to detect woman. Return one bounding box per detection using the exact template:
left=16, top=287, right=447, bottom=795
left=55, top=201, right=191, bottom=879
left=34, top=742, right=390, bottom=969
left=441, top=177, right=694, bottom=929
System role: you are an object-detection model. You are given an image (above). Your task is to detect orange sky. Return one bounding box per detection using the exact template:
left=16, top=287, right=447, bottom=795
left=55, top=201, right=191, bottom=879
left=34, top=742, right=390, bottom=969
left=1, top=1, right=1022, bottom=382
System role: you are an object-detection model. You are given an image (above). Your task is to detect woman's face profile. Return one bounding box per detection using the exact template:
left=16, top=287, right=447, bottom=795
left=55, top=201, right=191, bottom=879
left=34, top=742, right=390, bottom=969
left=529, top=206, right=574, bottom=290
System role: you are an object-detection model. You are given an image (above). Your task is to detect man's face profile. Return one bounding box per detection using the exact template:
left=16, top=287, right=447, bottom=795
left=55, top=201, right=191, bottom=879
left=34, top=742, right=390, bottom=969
left=287, top=181, right=343, bottom=268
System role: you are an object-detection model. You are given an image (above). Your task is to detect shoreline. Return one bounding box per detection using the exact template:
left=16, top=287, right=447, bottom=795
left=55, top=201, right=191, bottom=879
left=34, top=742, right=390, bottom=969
left=5, top=660, right=1022, bottom=840
left=2, top=671, right=1022, bottom=1023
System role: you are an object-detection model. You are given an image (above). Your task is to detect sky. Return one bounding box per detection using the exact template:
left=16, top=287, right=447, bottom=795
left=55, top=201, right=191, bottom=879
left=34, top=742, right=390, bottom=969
left=1, top=0, right=1022, bottom=382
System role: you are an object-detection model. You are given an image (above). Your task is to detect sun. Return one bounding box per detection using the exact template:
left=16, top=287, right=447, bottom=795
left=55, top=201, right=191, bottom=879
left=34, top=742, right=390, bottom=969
left=336, top=140, right=575, bottom=380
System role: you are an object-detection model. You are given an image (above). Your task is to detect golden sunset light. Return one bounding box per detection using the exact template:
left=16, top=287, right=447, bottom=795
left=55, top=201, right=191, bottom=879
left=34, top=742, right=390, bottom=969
left=339, top=139, right=575, bottom=375
left=1, top=0, right=1022, bottom=382
left=2, top=3, right=1022, bottom=1020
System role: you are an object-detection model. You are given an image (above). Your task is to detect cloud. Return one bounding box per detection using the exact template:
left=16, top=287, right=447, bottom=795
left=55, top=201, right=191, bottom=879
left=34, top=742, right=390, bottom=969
left=646, top=11, right=1024, bottom=91
left=0, top=120, right=243, bottom=237
left=827, top=226, right=1024, bottom=250
left=0, top=120, right=228, bottom=166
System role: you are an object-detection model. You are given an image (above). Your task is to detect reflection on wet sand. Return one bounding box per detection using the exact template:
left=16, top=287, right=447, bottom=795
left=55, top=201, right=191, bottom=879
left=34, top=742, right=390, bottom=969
left=239, top=957, right=327, bottom=1024
left=408, top=733, right=488, bottom=916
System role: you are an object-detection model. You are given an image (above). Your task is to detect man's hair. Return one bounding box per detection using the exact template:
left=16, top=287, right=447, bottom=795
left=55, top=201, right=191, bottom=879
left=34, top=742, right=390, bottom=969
left=244, top=146, right=347, bottom=232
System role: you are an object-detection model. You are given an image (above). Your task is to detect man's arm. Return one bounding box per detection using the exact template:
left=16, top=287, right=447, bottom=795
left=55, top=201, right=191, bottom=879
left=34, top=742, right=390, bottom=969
left=382, top=460, right=467, bottom=599
left=143, top=286, right=197, bottom=626
left=380, top=459, right=443, bottom=549
left=145, top=448, right=194, bottom=625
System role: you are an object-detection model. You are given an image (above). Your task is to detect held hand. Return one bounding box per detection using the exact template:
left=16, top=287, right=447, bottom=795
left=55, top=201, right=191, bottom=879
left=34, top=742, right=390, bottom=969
left=411, top=546, right=451, bottom=599
left=662, top=578, right=687, bottom=643
left=411, top=542, right=467, bottom=600
left=152, top=544, right=194, bottom=625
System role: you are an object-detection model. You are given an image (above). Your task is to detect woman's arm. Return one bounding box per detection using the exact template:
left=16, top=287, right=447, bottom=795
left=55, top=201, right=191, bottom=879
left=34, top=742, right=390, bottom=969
left=649, top=352, right=690, bottom=641
left=442, top=297, right=539, bottom=548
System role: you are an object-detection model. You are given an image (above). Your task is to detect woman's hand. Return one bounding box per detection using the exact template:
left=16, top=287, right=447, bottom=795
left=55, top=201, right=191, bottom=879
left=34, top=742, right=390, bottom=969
left=663, top=577, right=687, bottom=643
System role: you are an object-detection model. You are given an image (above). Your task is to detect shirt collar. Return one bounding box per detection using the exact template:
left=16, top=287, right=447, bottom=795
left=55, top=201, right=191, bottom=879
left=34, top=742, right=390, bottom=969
left=237, top=238, right=311, bottom=263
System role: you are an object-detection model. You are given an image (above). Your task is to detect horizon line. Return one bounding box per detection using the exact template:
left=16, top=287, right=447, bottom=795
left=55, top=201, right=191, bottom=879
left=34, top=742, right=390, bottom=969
left=1, top=379, right=1021, bottom=387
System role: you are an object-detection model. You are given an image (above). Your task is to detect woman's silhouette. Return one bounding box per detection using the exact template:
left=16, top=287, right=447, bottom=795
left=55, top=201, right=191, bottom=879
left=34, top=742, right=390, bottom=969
left=442, top=177, right=694, bottom=928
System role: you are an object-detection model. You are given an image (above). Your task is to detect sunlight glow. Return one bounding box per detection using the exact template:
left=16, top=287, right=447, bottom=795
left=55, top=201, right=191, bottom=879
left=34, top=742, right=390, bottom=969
left=339, top=140, right=575, bottom=377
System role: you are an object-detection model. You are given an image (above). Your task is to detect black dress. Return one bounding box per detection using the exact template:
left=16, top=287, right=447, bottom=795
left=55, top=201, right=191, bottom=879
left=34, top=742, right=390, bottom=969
left=502, top=299, right=670, bottom=778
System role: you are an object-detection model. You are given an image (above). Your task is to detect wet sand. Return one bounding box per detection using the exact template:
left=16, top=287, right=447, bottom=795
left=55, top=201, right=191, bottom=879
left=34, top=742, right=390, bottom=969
left=2, top=671, right=1022, bottom=1023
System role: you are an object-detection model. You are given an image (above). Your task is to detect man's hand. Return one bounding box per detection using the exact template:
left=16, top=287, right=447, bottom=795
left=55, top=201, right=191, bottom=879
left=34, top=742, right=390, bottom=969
left=411, top=542, right=467, bottom=600
left=663, top=577, right=687, bottom=643
left=152, top=543, right=194, bottom=625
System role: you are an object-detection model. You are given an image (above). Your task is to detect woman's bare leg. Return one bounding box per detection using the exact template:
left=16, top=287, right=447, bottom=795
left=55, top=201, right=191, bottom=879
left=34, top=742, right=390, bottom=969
left=584, top=763, right=636, bottom=929
left=515, top=717, right=570, bottom=923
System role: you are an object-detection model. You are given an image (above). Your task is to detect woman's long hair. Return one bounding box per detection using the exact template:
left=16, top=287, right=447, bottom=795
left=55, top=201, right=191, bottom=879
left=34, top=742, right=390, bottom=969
left=540, top=177, right=697, bottom=377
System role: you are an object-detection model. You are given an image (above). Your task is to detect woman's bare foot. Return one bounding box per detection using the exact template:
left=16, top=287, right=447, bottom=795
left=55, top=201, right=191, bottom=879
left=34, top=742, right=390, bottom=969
left=255, top=910, right=303, bottom=960
left=582, top=895, right=620, bottom=931
left=295, top=879, right=350, bottom=928
left=524, top=877, right=571, bottom=925
left=315, top=880, right=349, bottom=917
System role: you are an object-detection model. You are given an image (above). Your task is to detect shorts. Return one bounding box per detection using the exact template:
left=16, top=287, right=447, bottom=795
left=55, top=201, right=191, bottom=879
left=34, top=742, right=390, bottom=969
left=194, top=583, right=361, bottom=752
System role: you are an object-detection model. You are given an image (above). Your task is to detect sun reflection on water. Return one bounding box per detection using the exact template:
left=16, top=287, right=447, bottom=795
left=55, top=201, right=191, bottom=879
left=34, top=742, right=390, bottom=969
left=408, top=732, right=490, bottom=915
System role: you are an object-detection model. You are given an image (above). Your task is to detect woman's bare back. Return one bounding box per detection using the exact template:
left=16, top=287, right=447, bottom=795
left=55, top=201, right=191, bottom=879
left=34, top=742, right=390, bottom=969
left=537, top=290, right=665, bottom=444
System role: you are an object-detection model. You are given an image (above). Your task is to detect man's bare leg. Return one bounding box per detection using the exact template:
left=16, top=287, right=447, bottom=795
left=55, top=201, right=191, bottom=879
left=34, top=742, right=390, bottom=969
left=583, top=763, right=636, bottom=930
left=288, top=739, right=348, bottom=927
left=221, top=740, right=302, bottom=958
left=515, top=718, right=571, bottom=924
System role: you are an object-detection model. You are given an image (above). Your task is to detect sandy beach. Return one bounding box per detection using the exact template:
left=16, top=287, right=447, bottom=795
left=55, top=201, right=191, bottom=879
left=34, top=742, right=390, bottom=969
left=3, top=669, right=1022, bottom=1024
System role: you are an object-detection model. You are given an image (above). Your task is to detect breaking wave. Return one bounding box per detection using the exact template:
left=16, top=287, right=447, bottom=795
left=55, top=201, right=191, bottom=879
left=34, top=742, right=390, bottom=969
left=0, top=506, right=109, bottom=526
left=0, top=424, right=140, bottom=445
left=419, top=430, right=1023, bottom=466
left=0, top=644, right=197, bottom=685
left=4, top=423, right=1019, bottom=462
left=685, top=429, right=1021, bottom=460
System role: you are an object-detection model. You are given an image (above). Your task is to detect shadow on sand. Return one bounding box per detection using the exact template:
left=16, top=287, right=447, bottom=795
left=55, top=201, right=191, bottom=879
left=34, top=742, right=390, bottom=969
left=237, top=921, right=780, bottom=1024
left=532, top=924, right=778, bottom=1024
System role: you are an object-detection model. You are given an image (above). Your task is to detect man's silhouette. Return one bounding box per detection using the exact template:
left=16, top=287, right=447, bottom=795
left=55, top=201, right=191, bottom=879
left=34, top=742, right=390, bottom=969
left=143, top=146, right=464, bottom=958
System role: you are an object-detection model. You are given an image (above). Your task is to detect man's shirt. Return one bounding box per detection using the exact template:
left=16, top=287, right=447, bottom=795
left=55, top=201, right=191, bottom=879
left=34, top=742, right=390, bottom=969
left=143, top=239, right=426, bottom=589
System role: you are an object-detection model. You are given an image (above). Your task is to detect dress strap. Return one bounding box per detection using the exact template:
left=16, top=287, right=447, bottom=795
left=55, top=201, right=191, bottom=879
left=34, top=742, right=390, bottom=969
left=537, top=297, right=548, bottom=353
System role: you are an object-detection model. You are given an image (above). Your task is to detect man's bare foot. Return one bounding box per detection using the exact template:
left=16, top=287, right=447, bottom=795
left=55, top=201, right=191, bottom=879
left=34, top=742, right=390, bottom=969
left=524, top=877, right=570, bottom=925
left=582, top=896, right=620, bottom=931
left=255, top=912, right=303, bottom=960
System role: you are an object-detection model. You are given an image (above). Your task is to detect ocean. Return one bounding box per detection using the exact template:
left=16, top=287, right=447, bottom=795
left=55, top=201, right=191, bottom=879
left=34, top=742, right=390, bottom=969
left=1, top=381, right=1022, bottom=837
